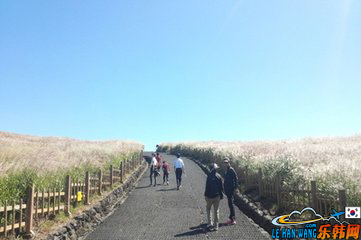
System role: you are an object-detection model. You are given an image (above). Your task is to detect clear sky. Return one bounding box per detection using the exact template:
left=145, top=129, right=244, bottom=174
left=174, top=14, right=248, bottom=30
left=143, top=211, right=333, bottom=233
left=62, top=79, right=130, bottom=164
left=1, top=1, right=360, bottom=150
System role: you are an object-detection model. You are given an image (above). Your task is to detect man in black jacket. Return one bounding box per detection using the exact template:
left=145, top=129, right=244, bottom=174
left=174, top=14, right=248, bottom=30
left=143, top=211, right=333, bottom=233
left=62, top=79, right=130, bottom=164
left=204, top=163, right=223, bottom=231
left=223, top=157, right=238, bottom=225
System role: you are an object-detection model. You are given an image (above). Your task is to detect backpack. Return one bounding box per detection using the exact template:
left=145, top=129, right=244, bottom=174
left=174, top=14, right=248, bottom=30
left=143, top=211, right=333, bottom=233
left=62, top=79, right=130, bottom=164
left=206, top=173, right=222, bottom=198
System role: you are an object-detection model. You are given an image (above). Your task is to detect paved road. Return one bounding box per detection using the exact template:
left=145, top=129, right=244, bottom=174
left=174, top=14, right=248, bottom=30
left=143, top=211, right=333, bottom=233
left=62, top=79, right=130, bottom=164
left=85, top=153, right=271, bottom=240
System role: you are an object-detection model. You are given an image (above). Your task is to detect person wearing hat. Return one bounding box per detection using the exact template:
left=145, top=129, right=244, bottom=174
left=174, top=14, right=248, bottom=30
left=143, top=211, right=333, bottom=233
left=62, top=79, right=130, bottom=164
left=223, top=157, right=238, bottom=225
left=173, top=153, right=185, bottom=190
left=204, top=163, right=223, bottom=231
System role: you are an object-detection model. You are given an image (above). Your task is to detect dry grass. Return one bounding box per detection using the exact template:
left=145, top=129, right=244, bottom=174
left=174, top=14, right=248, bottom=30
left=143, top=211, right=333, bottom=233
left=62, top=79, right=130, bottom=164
left=160, top=135, right=361, bottom=191
left=0, top=131, right=143, bottom=177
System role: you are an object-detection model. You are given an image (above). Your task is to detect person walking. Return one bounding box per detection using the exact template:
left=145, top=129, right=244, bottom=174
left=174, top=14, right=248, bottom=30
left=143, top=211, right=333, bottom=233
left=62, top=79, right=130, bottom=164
left=223, top=157, right=239, bottom=225
left=173, top=153, right=185, bottom=190
left=149, top=153, right=158, bottom=186
left=156, top=152, right=162, bottom=171
left=204, top=163, right=223, bottom=231
left=162, top=160, right=170, bottom=185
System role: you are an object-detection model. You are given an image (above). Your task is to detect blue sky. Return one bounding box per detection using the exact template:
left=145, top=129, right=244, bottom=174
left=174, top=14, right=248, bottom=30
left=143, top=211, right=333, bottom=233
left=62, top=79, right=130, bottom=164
left=1, top=1, right=360, bottom=150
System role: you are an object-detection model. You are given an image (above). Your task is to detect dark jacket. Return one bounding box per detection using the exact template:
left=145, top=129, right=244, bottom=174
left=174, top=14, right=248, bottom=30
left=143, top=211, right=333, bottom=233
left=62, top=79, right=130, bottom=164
left=204, top=169, right=224, bottom=199
left=224, top=167, right=238, bottom=195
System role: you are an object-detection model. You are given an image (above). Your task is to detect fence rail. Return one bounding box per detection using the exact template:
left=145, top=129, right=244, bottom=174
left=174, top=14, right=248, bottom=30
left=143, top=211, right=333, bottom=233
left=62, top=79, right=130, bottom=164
left=0, top=151, right=144, bottom=238
left=238, top=167, right=347, bottom=217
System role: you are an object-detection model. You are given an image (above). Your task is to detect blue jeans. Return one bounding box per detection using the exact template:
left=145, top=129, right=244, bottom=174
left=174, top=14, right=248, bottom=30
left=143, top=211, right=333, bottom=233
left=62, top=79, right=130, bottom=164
left=226, top=193, right=235, bottom=220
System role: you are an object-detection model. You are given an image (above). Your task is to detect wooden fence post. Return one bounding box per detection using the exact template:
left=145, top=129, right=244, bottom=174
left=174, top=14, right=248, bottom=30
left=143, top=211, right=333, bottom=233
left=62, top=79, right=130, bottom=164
left=275, top=175, right=281, bottom=206
left=64, top=176, right=71, bottom=216
left=258, top=168, right=263, bottom=197
left=57, top=189, right=61, bottom=213
left=12, top=200, right=15, bottom=235
left=311, top=181, right=318, bottom=212
left=52, top=188, right=56, bottom=215
left=24, top=185, right=34, bottom=239
left=120, top=161, right=123, bottom=183
left=85, top=172, right=90, bottom=205
left=19, top=198, right=23, bottom=232
left=124, top=160, right=126, bottom=176
left=244, top=166, right=249, bottom=190
left=339, top=189, right=347, bottom=211
left=126, top=159, right=128, bottom=174
left=41, top=189, right=45, bottom=217
left=73, top=184, right=77, bottom=208
left=4, top=200, right=7, bottom=237
left=338, top=189, right=347, bottom=222
left=110, top=165, right=113, bottom=188
left=47, top=188, right=51, bottom=211
left=129, top=157, right=133, bottom=173
left=98, top=170, right=102, bottom=195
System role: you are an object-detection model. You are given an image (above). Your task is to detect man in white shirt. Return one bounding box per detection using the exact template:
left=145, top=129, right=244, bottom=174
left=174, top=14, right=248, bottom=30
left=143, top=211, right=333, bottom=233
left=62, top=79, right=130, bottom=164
left=150, top=153, right=158, bottom=186
left=173, top=153, right=185, bottom=190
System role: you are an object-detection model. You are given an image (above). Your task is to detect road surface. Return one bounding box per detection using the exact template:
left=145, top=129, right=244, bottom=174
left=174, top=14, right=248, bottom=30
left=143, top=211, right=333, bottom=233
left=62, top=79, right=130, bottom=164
left=85, top=153, right=271, bottom=240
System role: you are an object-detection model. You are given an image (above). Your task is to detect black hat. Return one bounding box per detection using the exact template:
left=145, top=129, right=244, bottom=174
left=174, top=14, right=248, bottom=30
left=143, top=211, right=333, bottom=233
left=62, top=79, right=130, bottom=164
left=176, top=153, right=181, bottom=158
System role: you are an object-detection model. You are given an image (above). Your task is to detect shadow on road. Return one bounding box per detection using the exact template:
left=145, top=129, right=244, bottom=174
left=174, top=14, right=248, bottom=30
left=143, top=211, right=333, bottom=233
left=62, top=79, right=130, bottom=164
left=218, top=223, right=229, bottom=228
left=174, top=224, right=207, bottom=237
left=156, top=187, right=177, bottom=192
left=135, top=185, right=151, bottom=189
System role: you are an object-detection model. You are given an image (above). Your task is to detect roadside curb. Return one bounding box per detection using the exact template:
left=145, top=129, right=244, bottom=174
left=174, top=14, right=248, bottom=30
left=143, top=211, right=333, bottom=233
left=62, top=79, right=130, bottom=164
left=46, top=160, right=148, bottom=240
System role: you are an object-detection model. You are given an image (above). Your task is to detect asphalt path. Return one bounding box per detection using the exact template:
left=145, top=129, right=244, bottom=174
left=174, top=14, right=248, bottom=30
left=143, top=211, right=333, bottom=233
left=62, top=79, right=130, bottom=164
left=85, top=153, right=271, bottom=240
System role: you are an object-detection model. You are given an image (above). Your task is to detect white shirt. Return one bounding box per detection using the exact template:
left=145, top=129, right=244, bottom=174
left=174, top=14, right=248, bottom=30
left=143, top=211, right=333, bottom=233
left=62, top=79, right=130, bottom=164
left=173, top=158, right=184, bottom=169
left=151, top=157, right=158, bottom=167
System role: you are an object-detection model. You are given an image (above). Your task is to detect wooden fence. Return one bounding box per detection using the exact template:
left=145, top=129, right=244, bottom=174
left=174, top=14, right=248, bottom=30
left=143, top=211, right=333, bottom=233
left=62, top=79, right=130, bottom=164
left=0, top=153, right=144, bottom=238
left=234, top=162, right=348, bottom=217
